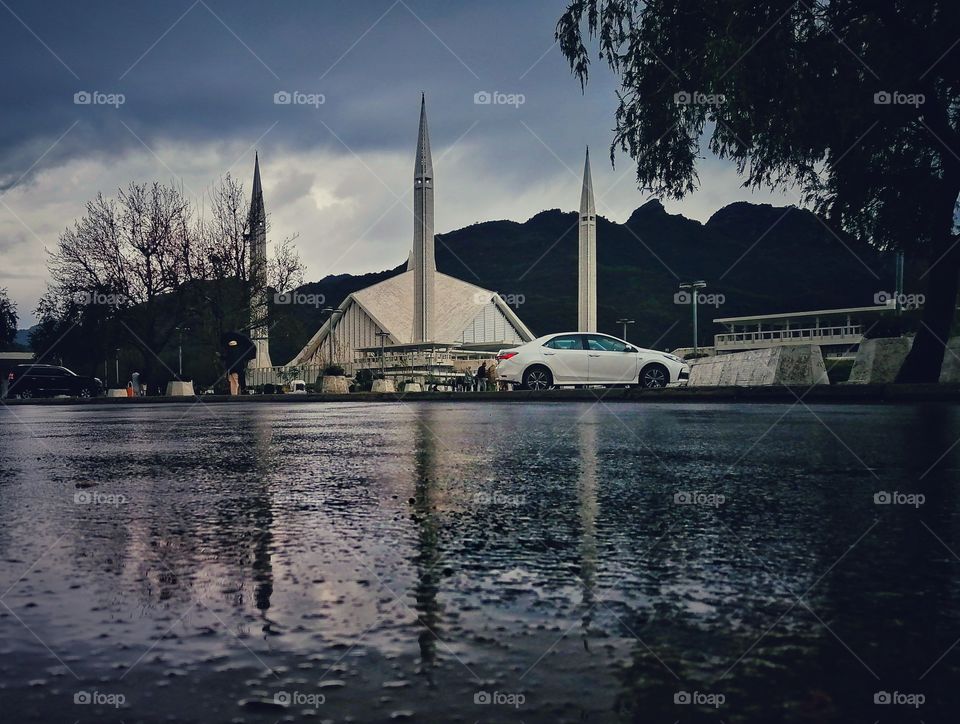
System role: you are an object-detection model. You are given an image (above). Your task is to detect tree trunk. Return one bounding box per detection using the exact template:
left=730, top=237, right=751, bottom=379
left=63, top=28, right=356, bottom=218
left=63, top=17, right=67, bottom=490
left=896, top=241, right=959, bottom=383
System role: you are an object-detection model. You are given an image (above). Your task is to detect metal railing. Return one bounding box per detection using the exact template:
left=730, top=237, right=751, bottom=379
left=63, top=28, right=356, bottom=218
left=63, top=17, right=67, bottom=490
left=715, top=324, right=863, bottom=348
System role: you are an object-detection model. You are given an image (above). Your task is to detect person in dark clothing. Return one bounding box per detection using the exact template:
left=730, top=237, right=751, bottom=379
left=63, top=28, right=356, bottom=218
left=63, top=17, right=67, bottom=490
left=475, top=362, right=488, bottom=391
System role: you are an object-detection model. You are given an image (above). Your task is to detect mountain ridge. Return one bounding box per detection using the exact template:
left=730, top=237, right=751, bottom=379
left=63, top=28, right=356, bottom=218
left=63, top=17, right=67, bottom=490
left=270, top=200, right=896, bottom=363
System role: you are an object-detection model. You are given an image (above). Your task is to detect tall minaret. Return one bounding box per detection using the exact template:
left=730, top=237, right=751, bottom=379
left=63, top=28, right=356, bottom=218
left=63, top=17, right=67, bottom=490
left=578, top=146, right=597, bottom=332
left=411, top=93, right=435, bottom=342
left=247, top=152, right=273, bottom=368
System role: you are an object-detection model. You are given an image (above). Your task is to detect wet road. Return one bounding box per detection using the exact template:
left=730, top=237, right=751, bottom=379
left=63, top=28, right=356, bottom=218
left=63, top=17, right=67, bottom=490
left=0, top=401, right=958, bottom=723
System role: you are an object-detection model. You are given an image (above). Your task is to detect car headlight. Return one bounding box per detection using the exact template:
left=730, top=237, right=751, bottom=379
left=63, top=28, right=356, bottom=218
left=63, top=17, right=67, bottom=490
left=661, top=354, right=682, bottom=363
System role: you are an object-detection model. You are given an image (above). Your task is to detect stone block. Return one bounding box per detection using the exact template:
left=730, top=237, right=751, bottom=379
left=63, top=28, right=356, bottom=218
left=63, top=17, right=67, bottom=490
left=402, top=382, right=423, bottom=393
left=371, top=379, right=396, bottom=393
left=165, top=381, right=195, bottom=397
left=320, top=375, right=350, bottom=394
left=106, top=388, right=127, bottom=398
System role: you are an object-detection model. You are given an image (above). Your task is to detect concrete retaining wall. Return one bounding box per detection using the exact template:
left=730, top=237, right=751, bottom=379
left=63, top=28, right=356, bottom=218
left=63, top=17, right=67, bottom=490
left=940, top=337, right=960, bottom=383
left=848, top=337, right=913, bottom=384
left=688, top=345, right=829, bottom=387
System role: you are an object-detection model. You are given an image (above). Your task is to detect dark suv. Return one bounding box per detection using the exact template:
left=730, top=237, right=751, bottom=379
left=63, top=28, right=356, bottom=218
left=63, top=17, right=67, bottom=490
left=6, top=364, right=104, bottom=399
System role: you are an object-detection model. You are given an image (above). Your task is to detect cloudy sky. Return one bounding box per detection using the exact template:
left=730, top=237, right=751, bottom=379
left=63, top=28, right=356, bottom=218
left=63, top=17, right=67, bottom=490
left=0, top=0, right=792, bottom=325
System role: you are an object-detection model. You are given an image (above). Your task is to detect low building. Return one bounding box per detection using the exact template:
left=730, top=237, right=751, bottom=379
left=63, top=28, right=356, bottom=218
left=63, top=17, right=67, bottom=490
left=713, top=305, right=897, bottom=357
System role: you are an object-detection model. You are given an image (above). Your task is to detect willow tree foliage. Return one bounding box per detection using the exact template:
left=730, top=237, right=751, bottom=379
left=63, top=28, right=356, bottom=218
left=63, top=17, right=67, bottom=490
left=558, top=0, right=959, bottom=381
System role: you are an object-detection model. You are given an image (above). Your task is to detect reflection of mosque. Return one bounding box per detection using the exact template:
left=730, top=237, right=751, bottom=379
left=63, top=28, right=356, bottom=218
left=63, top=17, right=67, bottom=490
left=243, top=411, right=275, bottom=626
left=411, top=407, right=444, bottom=676
left=578, top=413, right=598, bottom=645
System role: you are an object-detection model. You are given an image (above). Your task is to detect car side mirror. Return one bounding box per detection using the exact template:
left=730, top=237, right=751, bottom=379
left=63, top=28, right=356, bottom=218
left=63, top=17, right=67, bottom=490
left=625, top=347, right=636, bottom=353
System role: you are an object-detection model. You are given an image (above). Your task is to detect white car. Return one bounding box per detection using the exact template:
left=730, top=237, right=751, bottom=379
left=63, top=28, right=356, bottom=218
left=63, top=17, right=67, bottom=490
left=495, top=332, right=690, bottom=390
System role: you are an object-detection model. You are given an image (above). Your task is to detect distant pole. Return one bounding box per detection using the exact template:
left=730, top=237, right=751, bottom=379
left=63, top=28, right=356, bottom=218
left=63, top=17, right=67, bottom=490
left=679, top=281, right=707, bottom=354
left=175, top=326, right=189, bottom=378
left=895, top=250, right=905, bottom=316
left=616, top=318, right=635, bottom=342
left=115, top=349, right=120, bottom=385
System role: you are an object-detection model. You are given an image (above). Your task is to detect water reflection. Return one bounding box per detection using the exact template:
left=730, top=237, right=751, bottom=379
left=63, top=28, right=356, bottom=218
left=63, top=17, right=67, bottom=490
left=1, top=402, right=959, bottom=723
left=411, top=406, right=443, bottom=677
left=577, top=410, right=598, bottom=646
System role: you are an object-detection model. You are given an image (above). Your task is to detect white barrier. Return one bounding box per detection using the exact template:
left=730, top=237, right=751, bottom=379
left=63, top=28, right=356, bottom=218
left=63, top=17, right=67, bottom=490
left=688, top=345, right=829, bottom=386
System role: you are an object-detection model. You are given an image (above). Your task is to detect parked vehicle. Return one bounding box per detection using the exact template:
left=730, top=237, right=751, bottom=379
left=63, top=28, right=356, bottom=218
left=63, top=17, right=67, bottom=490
left=495, top=333, right=690, bottom=390
left=5, top=364, right=104, bottom=399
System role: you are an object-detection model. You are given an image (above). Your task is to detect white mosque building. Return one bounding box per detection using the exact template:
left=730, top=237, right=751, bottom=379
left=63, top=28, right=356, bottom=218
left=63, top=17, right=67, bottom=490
left=283, top=95, right=535, bottom=379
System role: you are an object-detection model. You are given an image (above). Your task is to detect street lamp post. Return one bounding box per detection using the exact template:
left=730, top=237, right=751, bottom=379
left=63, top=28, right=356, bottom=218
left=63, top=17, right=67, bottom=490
left=616, top=318, right=635, bottom=342
left=175, top=326, right=189, bottom=379
left=115, top=349, right=120, bottom=386
left=679, top=281, right=707, bottom=354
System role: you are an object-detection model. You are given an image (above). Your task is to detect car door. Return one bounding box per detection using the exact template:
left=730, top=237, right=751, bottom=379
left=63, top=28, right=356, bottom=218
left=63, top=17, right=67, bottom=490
left=585, top=335, right=639, bottom=384
left=50, top=368, right=75, bottom=395
left=26, top=367, right=55, bottom=396
left=541, top=334, right=589, bottom=383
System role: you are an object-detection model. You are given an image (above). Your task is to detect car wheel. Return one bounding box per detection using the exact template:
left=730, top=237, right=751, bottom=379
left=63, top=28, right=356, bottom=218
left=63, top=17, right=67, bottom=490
left=522, top=365, right=553, bottom=391
left=639, top=363, right=669, bottom=389
left=18, top=388, right=33, bottom=399
left=78, top=387, right=93, bottom=398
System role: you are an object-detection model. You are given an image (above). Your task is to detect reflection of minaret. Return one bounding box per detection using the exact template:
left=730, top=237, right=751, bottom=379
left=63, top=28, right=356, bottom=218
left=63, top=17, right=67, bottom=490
left=578, top=147, right=597, bottom=332
left=412, top=407, right=442, bottom=674
left=410, top=94, right=435, bottom=342
left=578, top=411, right=598, bottom=642
left=247, top=152, right=273, bottom=368
left=245, top=411, right=275, bottom=622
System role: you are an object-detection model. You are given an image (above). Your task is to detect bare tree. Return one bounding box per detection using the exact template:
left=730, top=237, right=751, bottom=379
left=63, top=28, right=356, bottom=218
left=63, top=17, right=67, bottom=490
left=45, top=181, right=193, bottom=379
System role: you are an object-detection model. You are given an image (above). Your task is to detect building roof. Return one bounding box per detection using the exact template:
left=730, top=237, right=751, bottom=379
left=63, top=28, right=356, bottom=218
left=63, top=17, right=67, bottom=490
left=287, top=270, right=534, bottom=365
left=714, top=305, right=894, bottom=324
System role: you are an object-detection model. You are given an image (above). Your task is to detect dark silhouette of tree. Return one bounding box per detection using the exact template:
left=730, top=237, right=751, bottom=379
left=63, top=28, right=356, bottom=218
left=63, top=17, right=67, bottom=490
left=0, top=287, right=17, bottom=349
left=557, top=0, right=959, bottom=381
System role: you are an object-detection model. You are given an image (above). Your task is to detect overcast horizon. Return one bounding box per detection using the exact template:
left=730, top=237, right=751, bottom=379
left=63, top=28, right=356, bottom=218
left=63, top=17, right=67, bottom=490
left=0, top=0, right=795, bottom=326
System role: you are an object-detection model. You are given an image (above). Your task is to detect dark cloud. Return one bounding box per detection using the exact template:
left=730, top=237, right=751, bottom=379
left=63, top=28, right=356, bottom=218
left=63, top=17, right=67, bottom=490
left=0, top=0, right=792, bottom=324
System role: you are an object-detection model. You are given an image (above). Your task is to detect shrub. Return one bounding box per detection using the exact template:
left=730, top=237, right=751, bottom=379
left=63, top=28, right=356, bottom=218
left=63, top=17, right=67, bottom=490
left=323, top=363, right=345, bottom=376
